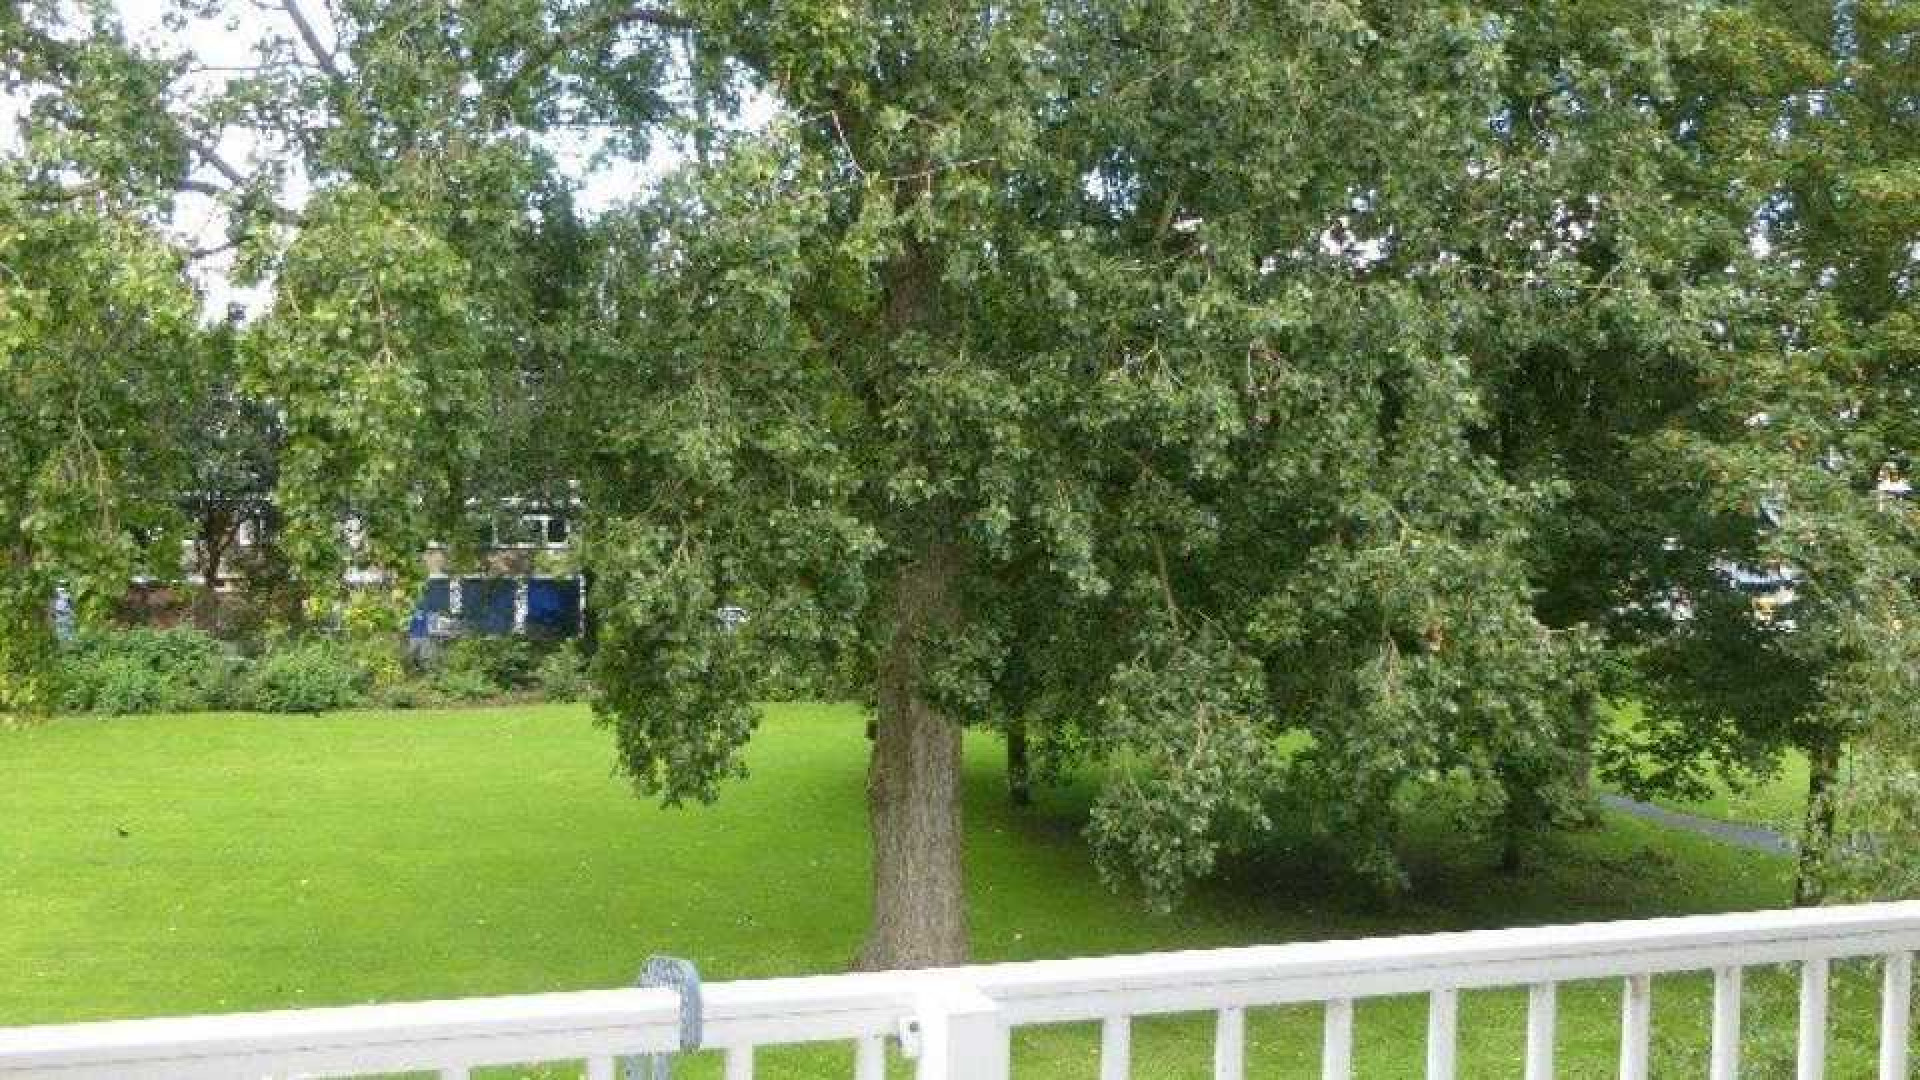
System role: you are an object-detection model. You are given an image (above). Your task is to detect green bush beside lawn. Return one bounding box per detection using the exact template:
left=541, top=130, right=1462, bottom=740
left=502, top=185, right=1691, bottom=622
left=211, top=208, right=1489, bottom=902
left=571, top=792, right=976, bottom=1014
left=50, top=628, right=590, bottom=714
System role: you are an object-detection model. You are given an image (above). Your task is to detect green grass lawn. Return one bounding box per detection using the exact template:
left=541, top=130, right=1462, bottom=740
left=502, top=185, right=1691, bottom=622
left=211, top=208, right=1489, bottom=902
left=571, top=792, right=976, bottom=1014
left=1604, top=702, right=1812, bottom=831
left=1663, top=750, right=1810, bottom=832
left=0, top=704, right=1901, bottom=1077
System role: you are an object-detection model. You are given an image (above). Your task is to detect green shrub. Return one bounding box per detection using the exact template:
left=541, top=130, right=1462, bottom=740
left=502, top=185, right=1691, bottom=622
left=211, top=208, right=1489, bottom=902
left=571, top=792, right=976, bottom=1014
left=56, top=628, right=245, bottom=714
left=241, top=641, right=369, bottom=714
left=87, top=655, right=173, bottom=715
left=341, top=635, right=407, bottom=692
left=430, top=667, right=500, bottom=703
left=53, top=626, right=595, bottom=716
left=341, top=589, right=409, bottom=637
left=532, top=642, right=592, bottom=702
left=439, top=637, right=539, bottom=692
left=372, top=680, right=440, bottom=710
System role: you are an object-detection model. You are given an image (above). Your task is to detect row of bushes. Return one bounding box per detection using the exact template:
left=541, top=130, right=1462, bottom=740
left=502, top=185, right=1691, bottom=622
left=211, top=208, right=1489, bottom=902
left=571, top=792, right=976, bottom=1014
left=55, top=628, right=591, bottom=715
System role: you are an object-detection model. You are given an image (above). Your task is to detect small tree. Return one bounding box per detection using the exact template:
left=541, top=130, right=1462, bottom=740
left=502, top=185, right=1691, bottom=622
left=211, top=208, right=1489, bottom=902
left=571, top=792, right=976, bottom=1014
left=181, top=324, right=285, bottom=627
left=0, top=186, right=206, bottom=711
left=1584, top=0, right=1920, bottom=905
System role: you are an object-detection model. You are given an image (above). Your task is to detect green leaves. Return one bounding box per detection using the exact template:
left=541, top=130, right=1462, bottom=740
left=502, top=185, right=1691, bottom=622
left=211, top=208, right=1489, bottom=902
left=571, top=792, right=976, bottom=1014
left=588, top=519, right=760, bottom=804
left=11, top=0, right=1917, bottom=906
left=0, top=185, right=204, bottom=714
left=552, top=0, right=1702, bottom=899
left=1088, top=625, right=1275, bottom=910
left=247, top=187, right=487, bottom=598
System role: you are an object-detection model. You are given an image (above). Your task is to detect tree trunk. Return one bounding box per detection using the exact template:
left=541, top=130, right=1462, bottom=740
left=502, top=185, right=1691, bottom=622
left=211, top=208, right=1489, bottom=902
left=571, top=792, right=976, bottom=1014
left=858, top=542, right=969, bottom=970
left=1498, top=804, right=1528, bottom=876
left=1007, top=721, right=1033, bottom=808
left=1496, top=764, right=1543, bottom=876
left=1566, top=691, right=1603, bottom=826
left=1795, top=736, right=1842, bottom=907
left=191, top=509, right=233, bottom=631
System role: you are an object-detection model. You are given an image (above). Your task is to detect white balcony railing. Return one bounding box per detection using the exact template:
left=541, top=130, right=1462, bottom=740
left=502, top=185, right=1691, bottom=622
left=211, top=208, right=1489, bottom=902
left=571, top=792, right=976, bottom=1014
left=3, top=902, right=1917, bottom=1079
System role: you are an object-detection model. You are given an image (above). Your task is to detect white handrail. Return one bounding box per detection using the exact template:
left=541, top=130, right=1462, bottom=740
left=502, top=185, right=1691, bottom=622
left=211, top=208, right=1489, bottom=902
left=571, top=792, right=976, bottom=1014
left=951, top=899, right=1920, bottom=1022
left=2, top=901, right=1916, bottom=1079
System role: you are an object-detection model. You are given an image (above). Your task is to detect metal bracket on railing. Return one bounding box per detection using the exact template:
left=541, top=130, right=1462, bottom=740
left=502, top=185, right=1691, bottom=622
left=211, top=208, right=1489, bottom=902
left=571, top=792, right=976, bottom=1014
left=621, top=956, right=702, bottom=1080
left=897, top=1014, right=924, bottom=1059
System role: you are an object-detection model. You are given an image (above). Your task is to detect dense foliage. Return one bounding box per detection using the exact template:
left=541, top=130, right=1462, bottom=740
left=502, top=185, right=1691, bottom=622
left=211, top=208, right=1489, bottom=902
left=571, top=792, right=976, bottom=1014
left=50, top=628, right=591, bottom=715
left=55, top=627, right=245, bottom=715
left=0, top=182, right=206, bottom=712
left=1578, top=0, right=1920, bottom=903
left=5, top=0, right=1916, bottom=961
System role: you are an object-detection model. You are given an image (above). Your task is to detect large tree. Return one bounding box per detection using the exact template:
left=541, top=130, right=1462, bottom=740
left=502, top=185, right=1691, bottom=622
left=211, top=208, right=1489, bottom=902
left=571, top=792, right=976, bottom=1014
left=19, top=0, right=1897, bottom=966
left=4, top=4, right=217, bottom=701
left=1564, top=0, right=1920, bottom=905
left=542, top=0, right=1693, bottom=963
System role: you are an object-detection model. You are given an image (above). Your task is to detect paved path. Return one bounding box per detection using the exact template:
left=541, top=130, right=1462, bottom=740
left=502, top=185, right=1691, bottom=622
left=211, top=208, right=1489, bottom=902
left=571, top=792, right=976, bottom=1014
left=1599, top=793, right=1794, bottom=857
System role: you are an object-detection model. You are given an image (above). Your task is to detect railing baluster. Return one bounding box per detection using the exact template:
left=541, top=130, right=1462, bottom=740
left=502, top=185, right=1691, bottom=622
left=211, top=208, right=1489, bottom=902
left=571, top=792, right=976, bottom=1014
left=1322, top=997, right=1353, bottom=1080
left=585, top=1056, right=615, bottom=1080
left=1799, top=957, right=1829, bottom=1080
left=1882, top=952, right=1912, bottom=1080
left=1710, top=966, right=1742, bottom=1080
left=1525, top=982, right=1556, bottom=1080
left=1100, top=1015, right=1131, bottom=1080
left=854, top=1035, right=886, bottom=1080
left=725, top=1044, right=755, bottom=1080
left=1619, top=974, right=1651, bottom=1080
left=1213, top=1006, right=1246, bottom=1080
left=1427, top=989, right=1458, bottom=1080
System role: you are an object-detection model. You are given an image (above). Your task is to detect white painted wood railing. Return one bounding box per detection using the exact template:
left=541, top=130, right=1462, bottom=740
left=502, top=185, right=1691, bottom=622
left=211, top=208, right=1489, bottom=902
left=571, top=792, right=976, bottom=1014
left=2, top=902, right=1917, bottom=1079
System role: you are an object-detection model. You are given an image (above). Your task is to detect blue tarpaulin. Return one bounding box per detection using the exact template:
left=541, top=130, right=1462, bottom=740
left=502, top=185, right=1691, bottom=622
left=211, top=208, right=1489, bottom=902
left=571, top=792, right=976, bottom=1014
left=415, top=576, right=580, bottom=638
left=525, top=578, right=581, bottom=638
left=460, top=578, right=517, bottom=636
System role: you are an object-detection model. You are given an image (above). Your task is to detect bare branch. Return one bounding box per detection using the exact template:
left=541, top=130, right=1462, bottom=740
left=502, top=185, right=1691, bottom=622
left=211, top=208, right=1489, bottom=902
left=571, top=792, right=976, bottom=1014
left=182, top=63, right=290, bottom=75
left=186, top=138, right=251, bottom=189
left=280, top=0, right=346, bottom=81
left=188, top=238, right=245, bottom=261
left=180, top=142, right=300, bottom=226
left=830, top=110, right=868, bottom=178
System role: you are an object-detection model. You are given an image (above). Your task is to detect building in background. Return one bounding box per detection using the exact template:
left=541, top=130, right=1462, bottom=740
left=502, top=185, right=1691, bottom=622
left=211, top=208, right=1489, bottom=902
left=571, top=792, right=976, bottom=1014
left=415, top=502, right=586, bottom=640
left=137, top=498, right=589, bottom=641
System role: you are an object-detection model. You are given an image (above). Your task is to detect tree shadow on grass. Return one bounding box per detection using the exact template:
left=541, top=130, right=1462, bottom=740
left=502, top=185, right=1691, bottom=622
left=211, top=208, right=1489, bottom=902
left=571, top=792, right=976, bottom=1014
left=959, top=738, right=1792, bottom=959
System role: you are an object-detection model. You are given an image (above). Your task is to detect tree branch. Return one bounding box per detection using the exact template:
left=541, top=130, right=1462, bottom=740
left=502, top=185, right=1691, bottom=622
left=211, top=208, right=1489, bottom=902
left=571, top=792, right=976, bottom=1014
left=181, top=140, right=301, bottom=226
left=178, top=179, right=231, bottom=199
left=279, top=0, right=346, bottom=81
left=495, top=3, right=695, bottom=108
left=189, top=238, right=245, bottom=261
left=8, top=180, right=107, bottom=203
left=187, top=138, right=250, bottom=190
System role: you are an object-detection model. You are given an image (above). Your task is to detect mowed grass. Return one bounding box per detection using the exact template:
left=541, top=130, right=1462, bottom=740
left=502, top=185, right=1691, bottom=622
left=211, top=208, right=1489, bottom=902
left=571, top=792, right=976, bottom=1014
left=1606, top=702, right=1812, bottom=831
left=0, top=704, right=1905, bottom=1077
left=1665, top=751, right=1810, bottom=832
